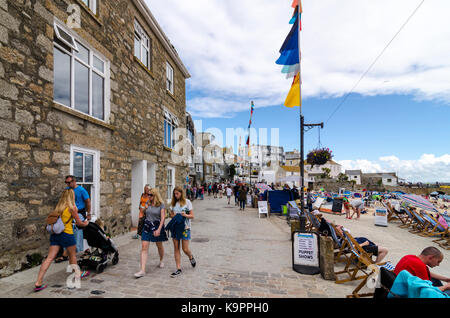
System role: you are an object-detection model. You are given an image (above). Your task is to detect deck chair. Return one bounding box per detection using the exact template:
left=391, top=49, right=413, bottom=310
left=398, top=206, right=415, bottom=229
left=436, top=236, right=450, bottom=250
left=304, top=208, right=321, bottom=232
left=384, top=201, right=408, bottom=225
left=408, top=209, right=431, bottom=234
left=420, top=212, right=449, bottom=238
left=328, top=223, right=352, bottom=264
left=335, top=230, right=386, bottom=298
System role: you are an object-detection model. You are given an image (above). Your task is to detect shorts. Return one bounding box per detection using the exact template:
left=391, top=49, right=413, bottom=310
left=171, top=228, right=191, bottom=241
left=363, top=245, right=378, bottom=256
left=142, top=225, right=168, bottom=242
left=50, top=232, right=76, bottom=249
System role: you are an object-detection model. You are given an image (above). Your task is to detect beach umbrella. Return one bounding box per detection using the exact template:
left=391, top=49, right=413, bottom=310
left=399, top=194, right=438, bottom=212
left=255, top=183, right=272, bottom=192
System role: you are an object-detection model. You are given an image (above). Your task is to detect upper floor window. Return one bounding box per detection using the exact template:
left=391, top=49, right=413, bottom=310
left=134, top=20, right=151, bottom=69
left=53, top=22, right=109, bottom=121
left=164, top=110, right=178, bottom=149
left=81, top=0, right=97, bottom=15
left=166, top=62, right=174, bottom=94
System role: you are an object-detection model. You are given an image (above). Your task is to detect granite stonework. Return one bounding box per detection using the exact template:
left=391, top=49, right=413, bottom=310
left=0, top=0, right=190, bottom=277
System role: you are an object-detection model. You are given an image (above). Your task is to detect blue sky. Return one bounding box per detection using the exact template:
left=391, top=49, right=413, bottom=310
left=146, top=0, right=450, bottom=182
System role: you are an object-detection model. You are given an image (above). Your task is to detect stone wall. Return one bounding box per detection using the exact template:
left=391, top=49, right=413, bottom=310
left=0, top=0, right=189, bottom=277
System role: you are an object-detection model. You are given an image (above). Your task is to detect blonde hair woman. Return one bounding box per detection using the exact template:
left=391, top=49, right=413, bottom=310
left=134, top=188, right=168, bottom=278
left=34, top=189, right=88, bottom=292
left=169, top=186, right=196, bottom=277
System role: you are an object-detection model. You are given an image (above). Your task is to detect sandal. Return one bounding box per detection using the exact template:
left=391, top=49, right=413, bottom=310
left=34, top=284, right=48, bottom=292
left=55, top=256, right=68, bottom=263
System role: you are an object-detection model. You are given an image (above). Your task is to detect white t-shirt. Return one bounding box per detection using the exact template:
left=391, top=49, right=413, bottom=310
left=172, top=199, right=193, bottom=229
left=226, top=188, right=232, bottom=196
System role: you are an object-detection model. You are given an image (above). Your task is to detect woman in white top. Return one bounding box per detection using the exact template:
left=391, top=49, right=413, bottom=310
left=169, top=186, right=196, bottom=277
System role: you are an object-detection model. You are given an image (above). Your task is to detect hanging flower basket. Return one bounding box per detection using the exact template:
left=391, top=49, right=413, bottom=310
left=306, top=148, right=333, bottom=168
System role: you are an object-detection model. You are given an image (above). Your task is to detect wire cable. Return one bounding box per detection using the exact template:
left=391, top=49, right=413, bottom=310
left=325, top=0, right=426, bottom=124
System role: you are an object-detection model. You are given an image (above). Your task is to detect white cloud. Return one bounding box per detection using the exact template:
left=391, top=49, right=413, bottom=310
left=145, top=0, right=450, bottom=118
left=338, top=154, right=450, bottom=182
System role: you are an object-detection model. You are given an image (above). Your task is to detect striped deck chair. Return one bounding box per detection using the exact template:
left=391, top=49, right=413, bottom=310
left=408, top=209, right=431, bottom=234
left=398, top=206, right=415, bottom=229
left=384, top=201, right=408, bottom=225
left=304, top=209, right=321, bottom=232
left=420, top=212, right=449, bottom=238
left=328, top=223, right=352, bottom=264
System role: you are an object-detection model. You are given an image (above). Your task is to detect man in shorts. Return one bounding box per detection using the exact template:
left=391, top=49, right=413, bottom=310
left=226, top=186, right=233, bottom=205
left=350, top=198, right=364, bottom=220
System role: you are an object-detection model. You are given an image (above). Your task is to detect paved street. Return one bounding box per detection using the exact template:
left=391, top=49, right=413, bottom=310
left=0, top=196, right=355, bottom=298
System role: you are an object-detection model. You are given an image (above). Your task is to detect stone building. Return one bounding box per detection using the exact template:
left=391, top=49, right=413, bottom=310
left=0, top=0, right=190, bottom=276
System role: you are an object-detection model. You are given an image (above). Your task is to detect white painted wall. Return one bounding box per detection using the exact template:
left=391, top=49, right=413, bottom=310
left=131, top=160, right=146, bottom=227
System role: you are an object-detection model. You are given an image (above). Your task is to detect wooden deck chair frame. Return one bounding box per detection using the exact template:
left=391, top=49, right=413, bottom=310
left=336, top=231, right=387, bottom=298
left=384, top=201, right=408, bottom=225
left=436, top=236, right=450, bottom=250
left=398, top=206, right=415, bottom=229
left=334, top=230, right=374, bottom=285
left=304, top=208, right=321, bottom=232
left=408, top=209, right=431, bottom=234
left=329, top=223, right=352, bottom=264
left=420, top=211, right=449, bottom=238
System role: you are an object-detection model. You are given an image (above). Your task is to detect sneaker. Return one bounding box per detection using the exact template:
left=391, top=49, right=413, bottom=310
left=158, top=262, right=164, bottom=268
left=170, top=269, right=182, bottom=277
left=134, top=270, right=145, bottom=278
left=189, top=256, right=196, bottom=268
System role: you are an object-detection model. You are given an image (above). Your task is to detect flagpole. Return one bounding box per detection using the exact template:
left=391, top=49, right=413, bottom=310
left=298, top=1, right=306, bottom=224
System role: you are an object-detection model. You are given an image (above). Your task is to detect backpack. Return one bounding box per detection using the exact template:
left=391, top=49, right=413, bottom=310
left=45, top=209, right=72, bottom=235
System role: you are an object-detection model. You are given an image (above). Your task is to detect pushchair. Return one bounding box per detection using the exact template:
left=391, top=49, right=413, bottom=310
left=77, top=222, right=119, bottom=273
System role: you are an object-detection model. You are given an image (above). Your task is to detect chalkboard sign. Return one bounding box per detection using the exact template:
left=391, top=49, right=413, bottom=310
left=332, top=199, right=343, bottom=213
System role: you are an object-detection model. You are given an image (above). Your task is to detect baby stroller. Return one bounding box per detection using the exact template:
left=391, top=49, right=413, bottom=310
left=78, top=222, right=119, bottom=273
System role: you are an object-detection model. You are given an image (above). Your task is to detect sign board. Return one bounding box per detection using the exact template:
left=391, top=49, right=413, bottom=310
left=292, top=231, right=320, bottom=275
left=375, top=208, right=388, bottom=227
left=258, top=201, right=268, bottom=218
left=332, top=198, right=343, bottom=213
left=312, top=197, right=324, bottom=210
left=246, top=194, right=252, bottom=205
left=339, top=188, right=345, bottom=196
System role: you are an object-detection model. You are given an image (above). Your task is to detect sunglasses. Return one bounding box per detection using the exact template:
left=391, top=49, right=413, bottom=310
left=149, top=194, right=154, bottom=197
left=65, top=180, right=73, bottom=184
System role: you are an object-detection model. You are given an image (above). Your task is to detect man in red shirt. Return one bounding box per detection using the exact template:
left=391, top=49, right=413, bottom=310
left=394, top=247, right=450, bottom=294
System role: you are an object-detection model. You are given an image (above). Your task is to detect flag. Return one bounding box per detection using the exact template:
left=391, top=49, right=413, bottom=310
left=284, top=72, right=301, bottom=107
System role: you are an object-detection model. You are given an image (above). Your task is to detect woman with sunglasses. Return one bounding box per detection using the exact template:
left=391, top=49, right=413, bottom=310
left=134, top=188, right=167, bottom=278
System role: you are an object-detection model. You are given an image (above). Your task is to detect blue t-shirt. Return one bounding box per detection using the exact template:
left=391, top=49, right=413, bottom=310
left=72, top=186, right=90, bottom=210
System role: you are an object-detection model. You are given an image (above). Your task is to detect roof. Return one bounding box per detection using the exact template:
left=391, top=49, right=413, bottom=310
left=134, top=0, right=191, bottom=78
left=328, top=160, right=341, bottom=166
left=280, top=166, right=308, bottom=174
left=345, top=170, right=362, bottom=175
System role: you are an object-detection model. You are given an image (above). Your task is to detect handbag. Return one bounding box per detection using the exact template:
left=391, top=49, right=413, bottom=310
left=137, top=216, right=145, bottom=236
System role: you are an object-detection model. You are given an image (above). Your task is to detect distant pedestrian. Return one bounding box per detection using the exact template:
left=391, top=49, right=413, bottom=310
left=34, top=189, right=89, bottom=292
left=134, top=188, right=167, bottom=278
left=238, top=186, right=248, bottom=211
left=133, top=184, right=151, bottom=240
left=226, top=186, right=233, bottom=205
left=168, top=187, right=196, bottom=277
left=234, top=184, right=240, bottom=206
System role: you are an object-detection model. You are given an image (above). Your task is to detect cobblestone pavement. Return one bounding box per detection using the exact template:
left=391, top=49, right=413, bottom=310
left=0, top=196, right=357, bottom=298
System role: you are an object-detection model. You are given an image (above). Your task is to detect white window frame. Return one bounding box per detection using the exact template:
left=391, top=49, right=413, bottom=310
left=134, top=19, right=151, bottom=69
left=163, top=109, right=178, bottom=149
left=70, top=145, right=100, bottom=219
left=53, top=20, right=110, bottom=123
left=166, top=62, right=174, bottom=94
left=167, top=166, right=175, bottom=200
left=81, top=0, right=97, bottom=15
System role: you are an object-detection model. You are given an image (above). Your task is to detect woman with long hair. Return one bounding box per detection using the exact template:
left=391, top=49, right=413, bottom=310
left=34, top=189, right=88, bottom=292
left=169, top=186, right=196, bottom=277
left=134, top=188, right=168, bottom=278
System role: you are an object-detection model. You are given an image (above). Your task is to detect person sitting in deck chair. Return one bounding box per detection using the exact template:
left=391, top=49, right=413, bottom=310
left=394, top=246, right=450, bottom=295
left=334, top=224, right=389, bottom=263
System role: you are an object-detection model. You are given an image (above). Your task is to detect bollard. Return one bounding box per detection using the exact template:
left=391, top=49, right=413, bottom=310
left=299, top=212, right=307, bottom=232
left=290, top=220, right=301, bottom=239
left=319, top=235, right=335, bottom=280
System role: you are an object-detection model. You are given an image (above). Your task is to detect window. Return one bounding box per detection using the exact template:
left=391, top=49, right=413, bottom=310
left=387, top=179, right=392, bottom=183
left=167, top=167, right=175, bottom=200
left=70, top=145, right=100, bottom=218
left=166, top=62, right=174, bottom=94
left=164, top=110, right=178, bottom=149
left=81, top=0, right=97, bottom=14
left=134, top=20, right=151, bottom=69
left=53, top=22, right=108, bottom=121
